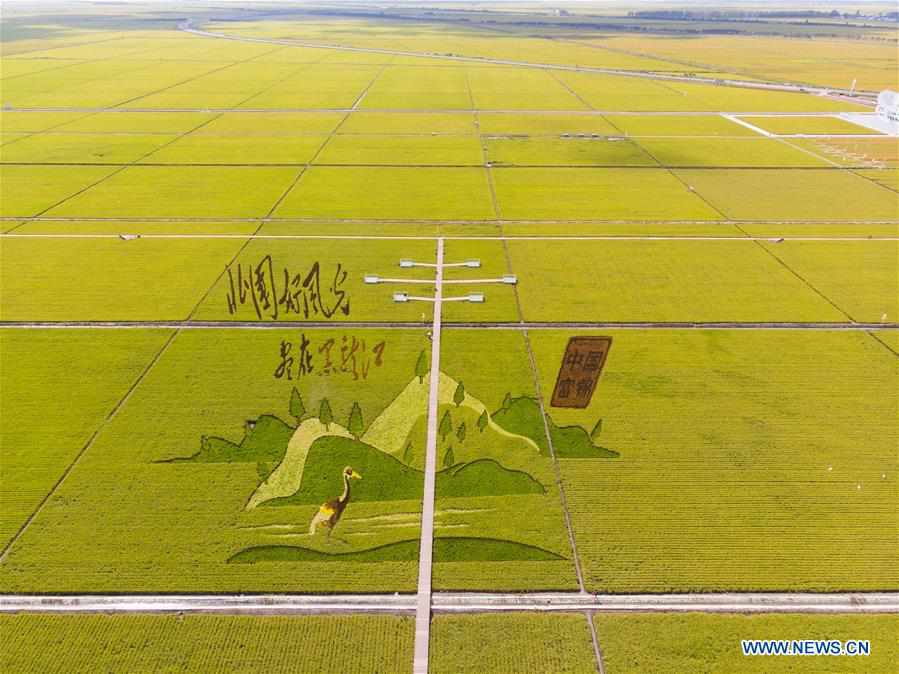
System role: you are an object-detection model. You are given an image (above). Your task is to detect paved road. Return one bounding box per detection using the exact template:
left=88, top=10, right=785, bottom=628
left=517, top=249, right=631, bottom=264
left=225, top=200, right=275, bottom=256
left=3, top=592, right=896, bottom=614
left=5, top=106, right=878, bottom=115
left=180, top=23, right=878, bottom=104
left=1, top=321, right=896, bottom=331
left=3, top=234, right=898, bottom=242
left=413, top=238, right=444, bottom=674
left=5, top=216, right=898, bottom=226
left=435, top=592, right=899, bottom=613
left=3, top=160, right=892, bottom=168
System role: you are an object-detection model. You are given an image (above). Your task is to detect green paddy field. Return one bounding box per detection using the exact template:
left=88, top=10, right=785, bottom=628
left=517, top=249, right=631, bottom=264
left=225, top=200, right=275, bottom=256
left=1, top=1, right=897, bottom=672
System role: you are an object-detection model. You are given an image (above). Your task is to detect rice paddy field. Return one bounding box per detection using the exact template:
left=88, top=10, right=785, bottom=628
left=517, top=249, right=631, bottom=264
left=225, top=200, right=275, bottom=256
left=1, top=1, right=897, bottom=672
left=597, top=613, right=899, bottom=673
left=1, top=614, right=415, bottom=673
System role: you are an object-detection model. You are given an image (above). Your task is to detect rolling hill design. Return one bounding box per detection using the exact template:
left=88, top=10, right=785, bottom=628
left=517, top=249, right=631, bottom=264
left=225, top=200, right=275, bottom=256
left=229, top=537, right=567, bottom=564
left=164, top=369, right=616, bottom=512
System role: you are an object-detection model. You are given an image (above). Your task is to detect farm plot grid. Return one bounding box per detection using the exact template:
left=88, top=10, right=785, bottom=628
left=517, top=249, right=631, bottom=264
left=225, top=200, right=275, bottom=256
left=1, top=13, right=898, bottom=674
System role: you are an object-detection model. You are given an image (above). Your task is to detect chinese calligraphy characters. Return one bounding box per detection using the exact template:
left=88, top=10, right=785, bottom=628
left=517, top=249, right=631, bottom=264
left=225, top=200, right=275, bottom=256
left=225, top=256, right=350, bottom=321
left=274, top=333, right=386, bottom=382
left=550, top=336, right=612, bottom=408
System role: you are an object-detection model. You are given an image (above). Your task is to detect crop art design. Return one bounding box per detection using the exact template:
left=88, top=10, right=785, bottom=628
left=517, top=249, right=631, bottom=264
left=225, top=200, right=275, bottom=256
left=225, top=255, right=351, bottom=321
left=161, top=348, right=617, bottom=566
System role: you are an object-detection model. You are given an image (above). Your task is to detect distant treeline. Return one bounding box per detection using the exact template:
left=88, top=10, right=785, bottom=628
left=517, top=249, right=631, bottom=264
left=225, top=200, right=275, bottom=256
left=628, top=10, right=896, bottom=21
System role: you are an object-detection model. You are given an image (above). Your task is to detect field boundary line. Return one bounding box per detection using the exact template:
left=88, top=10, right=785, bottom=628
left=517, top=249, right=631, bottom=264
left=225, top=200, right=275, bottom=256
left=552, top=34, right=758, bottom=88
left=179, top=23, right=880, bottom=101
left=866, top=331, right=899, bottom=357
left=231, top=49, right=333, bottom=110
left=737, top=225, right=858, bottom=323
left=349, top=62, right=390, bottom=112
left=170, top=68, right=382, bottom=317
left=230, top=59, right=391, bottom=228
left=4, top=215, right=896, bottom=226
left=4, top=41, right=303, bottom=235
left=0, top=329, right=179, bottom=563
left=505, top=248, right=605, bottom=673
left=12, top=132, right=885, bottom=140
left=586, top=611, right=606, bottom=674
left=0, top=33, right=150, bottom=59
left=598, top=112, right=625, bottom=138
left=3, top=42, right=346, bottom=236
left=772, top=133, right=888, bottom=139
left=171, top=130, right=330, bottom=324
left=110, top=45, right=287, bottom=110
left=490, top=151, right=602, bottom=674
left=462, top=68, right=476, bottom=111
left=478, top=94, right=601, bottom=670
left=722, top=114, right=772, bottom=137
left=2, top=233, right=898, bottom=242
left=177, top=165, right=314, bottom=323
left=635, top=142, right=737, bottom=224
left=3, top=113, right=230, bottom=235
left=774, top=136, right=899, bottom=196
left=737, top=125, right=899, bottom=202
left=471, top=104, right=502, bottom=223
left=9, top=162, right=893, bottom=171
left=4, top=108, right=879, bottom=116
left=1, top=143, right=345, bottom=567
left=630, top=130, right=736, bottom=219
left=731, top=225, right=899, bottom=357
left=0, top=39, right=182, bottom=106
left=546, top=70, right=597, bottom=112
left=2, top=592, right=897, bottom=615
left=2, top=321, right=897, bottom=331
left=782, top=139, right=899, bottom=193
left=500, top=220, right=589, bottom=593
left=0, top=108, right=111, bottom=151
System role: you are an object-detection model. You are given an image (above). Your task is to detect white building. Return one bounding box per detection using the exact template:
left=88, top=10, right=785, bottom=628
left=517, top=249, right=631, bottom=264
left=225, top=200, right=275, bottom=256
left=845, top=89, right=899, bottom=136
left=876, top=90, right=898, bottom=125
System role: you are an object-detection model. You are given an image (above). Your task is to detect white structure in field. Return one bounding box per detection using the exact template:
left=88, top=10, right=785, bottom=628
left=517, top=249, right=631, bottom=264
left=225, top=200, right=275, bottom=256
left=840, top=89, right=898, bottom=136
left=876, top=90, right=898, bottom=125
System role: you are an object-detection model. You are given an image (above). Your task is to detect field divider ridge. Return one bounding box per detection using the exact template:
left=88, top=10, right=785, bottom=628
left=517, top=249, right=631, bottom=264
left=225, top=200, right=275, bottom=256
left=0, top=329, right=180, bottom=563
left=179, top=22, right=879, bottom=101
left=773, top=135, right=899, bottom=196
left=3, top=112, right=230, bottom=235
left=485, top=108, right=605, bottom=669
left=4, top=592, right=895, bottom=614
left=3, top=320, right=898, bottom=331
left=174, top=61, right=389, bottom=323
left=109, top=44, right=288, bottom=110
left=3, top=233, right=899, bottom=242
